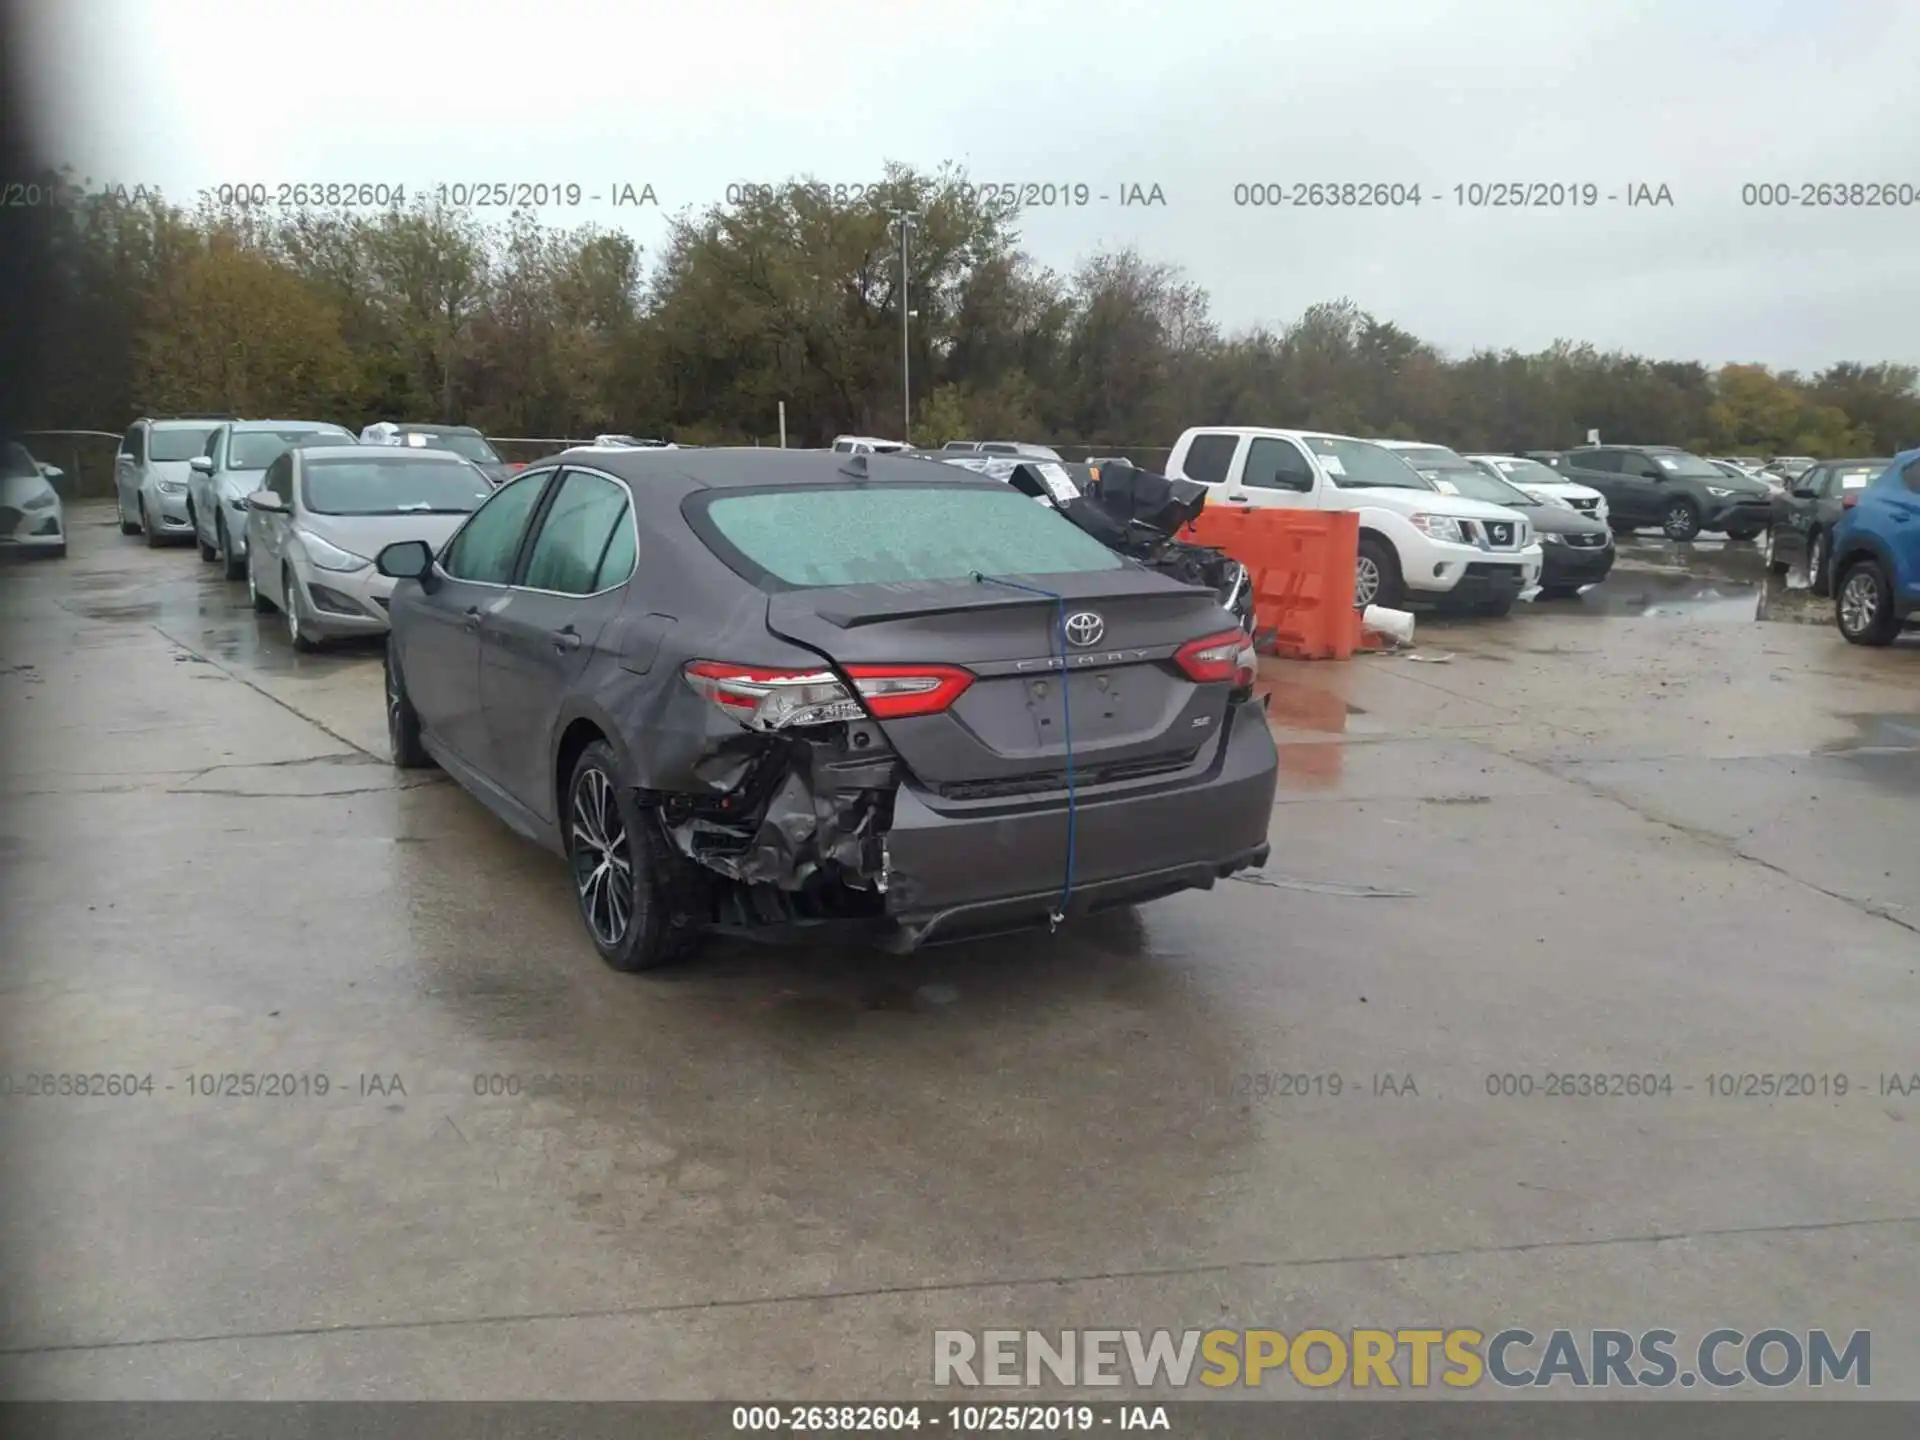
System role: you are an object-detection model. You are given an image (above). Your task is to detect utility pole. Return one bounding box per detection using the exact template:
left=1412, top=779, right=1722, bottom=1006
left=886, top=206, right=923, bottom=446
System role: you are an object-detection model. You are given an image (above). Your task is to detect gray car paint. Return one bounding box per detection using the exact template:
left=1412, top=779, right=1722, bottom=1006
left=385, top=448, right=1278, bottom=949
left=191, top=421, right=354, bottom=564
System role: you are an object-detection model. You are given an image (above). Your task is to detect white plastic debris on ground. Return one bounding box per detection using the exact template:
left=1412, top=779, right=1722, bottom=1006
left=1363, top=604, right=1416, bottom=648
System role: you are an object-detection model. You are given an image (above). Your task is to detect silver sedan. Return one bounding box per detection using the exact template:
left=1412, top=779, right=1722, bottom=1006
left=243, top=444, right=493, bottom=651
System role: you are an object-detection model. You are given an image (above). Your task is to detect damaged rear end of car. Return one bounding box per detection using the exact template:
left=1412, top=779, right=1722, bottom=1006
left=613, top=461, right=1278, bottom=956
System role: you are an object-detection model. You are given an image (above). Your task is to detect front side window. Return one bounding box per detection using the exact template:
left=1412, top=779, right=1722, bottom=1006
left=263, top=453, right=294, bottom=501
left=440, top=471, right=550, bottom=584
left=1242, top=437, right=1314, bottom=492
left=521, top=471, right=633, bottom=595
left=1902, top=458, right=1920, bottom=495
left=120, top=425, right=143, bottom=461
left=694, top=483, right=1126, bottom=591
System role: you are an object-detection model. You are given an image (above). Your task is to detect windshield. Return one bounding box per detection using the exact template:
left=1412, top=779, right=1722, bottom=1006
left=1428, top=467, right=1536, bottom=506
left=1303, top=436, right=1436, bottom=491
left=1476, top=456, right=1563, bottom=487
left=149, top=427, right=217, bottom=461
left=230, top=428, right=349, bottom=470
left=1, top=442, right=40, bottom=478
left=402, top=431, right=500, bottom=463
left=696, top=483, right=1126, bottom=589
left=300, top=457, right=493, bottom=515
left=1650, top=451, right=1735, bottom=480
left=1387, top=444, right=1471, bottom=469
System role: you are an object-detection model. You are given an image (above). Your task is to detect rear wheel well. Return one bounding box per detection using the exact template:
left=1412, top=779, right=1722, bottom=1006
left=554, top=718, right=608, bottom=826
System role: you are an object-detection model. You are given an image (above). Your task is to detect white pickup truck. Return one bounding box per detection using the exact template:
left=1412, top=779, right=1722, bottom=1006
left=1165, top=426, right=1544, bottom=614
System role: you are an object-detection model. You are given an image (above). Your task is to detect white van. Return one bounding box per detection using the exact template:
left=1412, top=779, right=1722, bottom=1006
left=831, top=435, right=908, bottom=455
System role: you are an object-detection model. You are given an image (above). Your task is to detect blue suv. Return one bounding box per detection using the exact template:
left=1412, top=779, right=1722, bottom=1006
left=1830, top=447, right=1920, bottom=647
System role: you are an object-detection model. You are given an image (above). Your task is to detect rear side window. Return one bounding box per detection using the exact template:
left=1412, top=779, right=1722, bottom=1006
left=1181, top=433, right=1239, bottom=485
left=521, top=470, right=632, bottom=594
left=695, top=484, right=1126, bottom=590
left=1903, top=458, right=1920, bottom=494
left=1571, top=450, right=1622, bottom=473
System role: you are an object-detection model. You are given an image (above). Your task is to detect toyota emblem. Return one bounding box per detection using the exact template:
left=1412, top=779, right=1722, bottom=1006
left=1063, top=611, right=1105, bottom=647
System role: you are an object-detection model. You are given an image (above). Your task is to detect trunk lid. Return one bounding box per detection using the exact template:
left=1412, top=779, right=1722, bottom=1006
left=765, top=570, right=1237, bottom=790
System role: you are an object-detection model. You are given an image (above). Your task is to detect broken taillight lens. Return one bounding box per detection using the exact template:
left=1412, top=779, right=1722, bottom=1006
left=683, top=660, right=973, bottom=729
left=1175, top=630, right=1255, bottom=687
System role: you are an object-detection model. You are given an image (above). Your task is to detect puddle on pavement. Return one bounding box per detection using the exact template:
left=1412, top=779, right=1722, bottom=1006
left=1552, top=568, right=1761, bottom=621
left=1817, top=713, right=1920, bottom=754
left=1258, top=680, right=1354, bottom=791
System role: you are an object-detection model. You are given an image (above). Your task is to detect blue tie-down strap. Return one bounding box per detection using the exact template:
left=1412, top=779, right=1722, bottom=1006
left=971, top=572, right=1076, bottom=928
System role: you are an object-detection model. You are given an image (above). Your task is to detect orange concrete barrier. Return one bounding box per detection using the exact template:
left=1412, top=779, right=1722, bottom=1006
left=1181, top=507, right=1364, bottom=660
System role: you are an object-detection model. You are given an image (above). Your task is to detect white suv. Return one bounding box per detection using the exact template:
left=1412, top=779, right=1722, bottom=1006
left=1463, top=453, right=1609, bottom=524
left=1167, top=426, right=1543, bottom=614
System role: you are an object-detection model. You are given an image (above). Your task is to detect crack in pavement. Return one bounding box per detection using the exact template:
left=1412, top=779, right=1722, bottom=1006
left=150, top=623, right=382, bottom=763
left=3, top=1212, right=1915, bottom=1359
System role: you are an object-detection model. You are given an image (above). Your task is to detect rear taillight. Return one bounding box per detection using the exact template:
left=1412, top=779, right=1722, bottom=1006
left=842, top=663, right=974, bottom=718
left=1174, top=630, right=1252, bottom=685
left=682, top=660, right=972, bottom=729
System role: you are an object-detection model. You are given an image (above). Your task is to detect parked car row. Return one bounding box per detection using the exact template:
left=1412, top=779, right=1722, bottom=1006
left=114, top=413, right=503, bottom=648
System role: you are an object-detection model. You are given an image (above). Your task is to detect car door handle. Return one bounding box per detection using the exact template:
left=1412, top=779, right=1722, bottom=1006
left=1227, top=494, right=1250, bottom=503
left=463, top=606, right=483, bottom=632
left=552, top=626, right=582, bottom=653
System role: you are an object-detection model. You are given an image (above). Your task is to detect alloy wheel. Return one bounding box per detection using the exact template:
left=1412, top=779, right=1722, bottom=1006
left=1354, top=556, right=1380, bottom=608
left=1808, top=533, right=1825, bottom=588
left=571, top=767, right=633, bottom=948
left=1839, top=571, right=1879, bottom=636
left=1763, top=529, right=1774, bottom=566
left=1664, top=504, right=1696, bottom=540
left=247, top=557, right=258, bottom=607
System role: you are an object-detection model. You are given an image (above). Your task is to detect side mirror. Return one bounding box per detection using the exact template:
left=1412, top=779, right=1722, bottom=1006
left=376, top=539, right=434, bottom=580
left=39, top=463, right=62, bottom=481
left=1640, top=469, right=1665, bottom=481
left=246, top=490, right=283, bottom=513
left=1792, top=487, right=1818, bottom=500
left=190, top=456, right=214, bottom=474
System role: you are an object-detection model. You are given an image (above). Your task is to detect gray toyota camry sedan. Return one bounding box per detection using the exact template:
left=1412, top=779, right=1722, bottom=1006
left=377, top=447, right=1278, bottom=969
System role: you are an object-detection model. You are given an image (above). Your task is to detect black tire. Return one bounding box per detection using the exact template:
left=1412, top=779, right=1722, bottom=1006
left=219, top=516, right=246, bottom=581
left=1724, top=523, right=1761, bottom=542
left=1473, top=596, right=1516, bottom=617
left=1537, top=585, right=1580, bottom=600
left=1835, top=557, right=1900, bottom=647
left=1764, top=527, right=1789, bottom=575
left=1807, top=529, right=1832, bottom=598
left=383, top=640, right=433, bottom=769
left=566, top=740, right=703, bottom=972
left=1660, top=498, right=1702, bottom=542
left=284, top=566, right=320, bottom=652
left=142, top=499, right=167, bottom=548
left=117, top=492, right=140, bottom=535
left=1608, top=520, right=1638, bottom=536
left=194, top=509, right=218, bottom=561
left=46, top=543, right=66, bottom=560
left=1355, top=534, right=1403, bottom=609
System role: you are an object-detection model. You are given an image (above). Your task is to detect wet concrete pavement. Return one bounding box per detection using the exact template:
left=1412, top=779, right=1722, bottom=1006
left=1, top=506, right=1916, bottom=1399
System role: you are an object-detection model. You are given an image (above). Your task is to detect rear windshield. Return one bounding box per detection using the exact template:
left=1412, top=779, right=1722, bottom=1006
left=401, top=430, right=499, bottom=463
left=696, top=484, right=1127, bottom=589
left=301, top=457, right=494, bottom=515
left=149, top=427, right=217, bottom=461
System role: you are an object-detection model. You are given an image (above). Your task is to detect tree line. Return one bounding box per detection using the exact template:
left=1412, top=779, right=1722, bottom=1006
left=20, top=162, right=1920, bottom=462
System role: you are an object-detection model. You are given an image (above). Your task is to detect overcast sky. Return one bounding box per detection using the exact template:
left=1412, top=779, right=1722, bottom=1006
left=20, top=0, right=1920, bottom=372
